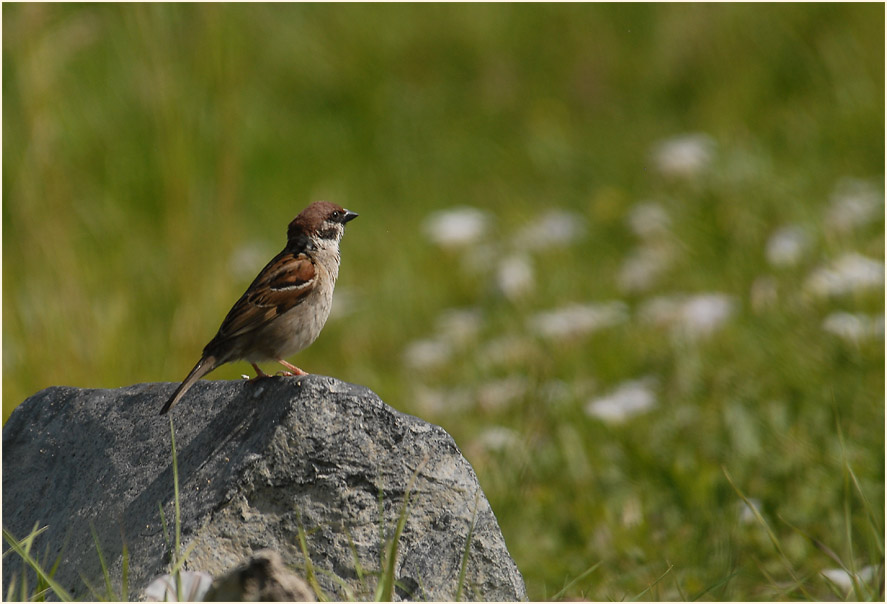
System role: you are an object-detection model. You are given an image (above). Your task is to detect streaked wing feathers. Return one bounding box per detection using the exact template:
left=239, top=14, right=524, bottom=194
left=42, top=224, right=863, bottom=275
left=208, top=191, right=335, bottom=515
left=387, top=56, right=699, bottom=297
left=216, top=251, right=316, bottom=339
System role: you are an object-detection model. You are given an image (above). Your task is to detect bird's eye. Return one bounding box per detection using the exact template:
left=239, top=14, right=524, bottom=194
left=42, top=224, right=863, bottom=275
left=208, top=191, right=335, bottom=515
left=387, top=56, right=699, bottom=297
left=331, top=211, right=341, bottom=219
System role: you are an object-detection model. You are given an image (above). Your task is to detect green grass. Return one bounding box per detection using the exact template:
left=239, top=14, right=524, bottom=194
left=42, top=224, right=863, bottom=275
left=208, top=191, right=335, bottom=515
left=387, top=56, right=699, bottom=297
left=3, top=4, right=883, bottom=601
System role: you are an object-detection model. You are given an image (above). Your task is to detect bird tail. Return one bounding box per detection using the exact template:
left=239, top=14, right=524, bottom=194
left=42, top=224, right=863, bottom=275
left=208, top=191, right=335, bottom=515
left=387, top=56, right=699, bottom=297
left=159, top=355, right=219, bottom=415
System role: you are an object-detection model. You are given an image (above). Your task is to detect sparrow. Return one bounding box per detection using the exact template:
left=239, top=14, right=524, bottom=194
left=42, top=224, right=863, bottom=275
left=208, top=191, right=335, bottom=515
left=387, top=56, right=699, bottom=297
left=159, top=201, right=358, bottom=414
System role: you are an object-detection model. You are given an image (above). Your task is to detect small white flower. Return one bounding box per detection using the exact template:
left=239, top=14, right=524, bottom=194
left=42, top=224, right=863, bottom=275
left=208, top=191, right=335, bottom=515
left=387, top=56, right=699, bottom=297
left=805, top=253, right=884, bottom=297
left=229, top=242, right=273, bottom=281
left=585, top=378, right=657, bottom=424
left=821, top=565, right=878, bottom=591
left=639, top=293, right=736, bottom=338
left=475, top=426, right=521, bottom=452
left=822, top=312, right=885, bottom=343
left=618, top=244, right=674, bottom=293
left=515, top=209, right=587, bottom=250
left=681, top=294, right=736, bottom=337
left=621, top=497, right=644, bottom=527
left=479, top=334, right=537, bottom=368
left=144, top=571, right=214, bottom=602
left=766, top=225, right=811, bottom=267
left=628, top=201, right=672, bottom=239
left=329, top=286, right=356, bottom=319
left=402, top=338, right=453, bottom=371
left=423, top=206, right=491, bottom=248
left=476, top=376, right=529, bottom=411
left=529, top=302, right=628, bottom=339
left=412, top=385, right=472, bottom=414
left=737, top=498, right=762, bottom=525
left=496, top=254, right=535, bottom=300
left=435, top=307, right=484, bottom=345
left=826, top=179, right=883, bottom=233
left=651, top=133, right=716, bottom=179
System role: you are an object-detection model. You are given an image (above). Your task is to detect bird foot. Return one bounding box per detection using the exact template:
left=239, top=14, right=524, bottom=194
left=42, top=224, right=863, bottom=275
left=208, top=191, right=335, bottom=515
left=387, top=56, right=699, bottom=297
left=245, top=363, right=273, bottom=382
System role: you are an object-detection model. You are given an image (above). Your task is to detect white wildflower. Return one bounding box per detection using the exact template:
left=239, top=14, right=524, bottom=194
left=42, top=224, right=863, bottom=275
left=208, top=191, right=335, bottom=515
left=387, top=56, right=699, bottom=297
left=423, top=206, right=491, bottom=248
left=496, top=254, right=534, bottom=300
left=529, top=301, right=628, bottom=339
left=229, top=242, right=273, bottom=281
left=805, top=253, right=884, bottom=297
left=144, top=571, right=214, bottom=602
left=826, top=179, right=883, bottom=233
left=681, top=293, right=736, bottom=337
left=480, top=334, right=537, bottom=368
left=621, top=497, right=644, bottom=527
left=821, top=565, right=878, bottom=591
left=435, top=307, right=484, bottom=346
left=822, top=312, right=885, bottom=343
left=476, top=376, right=529, bottom=411
left=737, top=498, right=763, bottom=525
left=475, top=426, right=521, bottom=453
left=329, top=286, right=356, bottom=319
left=766, top=225, right=811, bottom=267
left=515, top=209, right=587, bottom=250
left=651, top=133, right=715, bottom=179
left=639, top=293, right=736, bottom=338
left=585, top=377, right=658, bottom=424
left=628, top=201, right=672, bottom=239
left=402, top=338, right=452, bottom=371
left=618, top=244, right=674, bottom=293
left=412, top=385, right=472, bottom=414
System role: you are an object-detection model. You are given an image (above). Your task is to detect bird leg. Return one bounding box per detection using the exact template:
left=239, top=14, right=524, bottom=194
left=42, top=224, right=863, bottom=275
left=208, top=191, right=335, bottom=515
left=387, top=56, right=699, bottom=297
left=276, top=359, right=308, bottom=377
left=246, top=363, right=272, bottom=382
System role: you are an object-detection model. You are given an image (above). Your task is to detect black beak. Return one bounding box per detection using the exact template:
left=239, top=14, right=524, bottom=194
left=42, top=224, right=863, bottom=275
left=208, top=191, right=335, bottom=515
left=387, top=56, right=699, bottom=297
left=343, top=210, right=359, bottom=223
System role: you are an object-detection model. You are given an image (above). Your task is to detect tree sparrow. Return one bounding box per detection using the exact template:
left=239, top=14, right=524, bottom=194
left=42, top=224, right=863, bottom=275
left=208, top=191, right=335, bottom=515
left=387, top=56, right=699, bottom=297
left=159, top=201, right=358, bottom=414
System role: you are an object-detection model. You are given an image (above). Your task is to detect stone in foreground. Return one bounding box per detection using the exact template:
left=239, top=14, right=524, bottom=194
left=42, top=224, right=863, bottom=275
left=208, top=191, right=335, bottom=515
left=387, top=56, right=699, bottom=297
left=2, top=375, right=526, bottom=601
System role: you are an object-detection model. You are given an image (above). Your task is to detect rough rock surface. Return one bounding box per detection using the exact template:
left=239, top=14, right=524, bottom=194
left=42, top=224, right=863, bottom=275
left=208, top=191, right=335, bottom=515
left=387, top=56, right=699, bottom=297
left=2, top=375, right=527, bottom=601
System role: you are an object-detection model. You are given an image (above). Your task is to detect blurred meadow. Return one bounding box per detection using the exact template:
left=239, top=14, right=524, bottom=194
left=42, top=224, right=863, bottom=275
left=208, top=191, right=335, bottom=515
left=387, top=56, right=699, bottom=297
left=2, top=3, right=884, bottom=600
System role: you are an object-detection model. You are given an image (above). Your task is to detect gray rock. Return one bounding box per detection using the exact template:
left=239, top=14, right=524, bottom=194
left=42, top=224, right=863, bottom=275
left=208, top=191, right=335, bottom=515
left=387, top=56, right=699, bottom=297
left=2, top=375, right=527, bottom=601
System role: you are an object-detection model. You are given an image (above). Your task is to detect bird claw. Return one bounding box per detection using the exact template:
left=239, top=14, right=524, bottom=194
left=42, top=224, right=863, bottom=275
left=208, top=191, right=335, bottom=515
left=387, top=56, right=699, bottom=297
left=275, top=370, right=295, bottom=377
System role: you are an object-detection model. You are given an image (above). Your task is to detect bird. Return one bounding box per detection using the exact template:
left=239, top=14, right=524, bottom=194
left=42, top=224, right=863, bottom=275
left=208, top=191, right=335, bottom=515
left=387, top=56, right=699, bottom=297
left=159, top=201, right=358, bottom=414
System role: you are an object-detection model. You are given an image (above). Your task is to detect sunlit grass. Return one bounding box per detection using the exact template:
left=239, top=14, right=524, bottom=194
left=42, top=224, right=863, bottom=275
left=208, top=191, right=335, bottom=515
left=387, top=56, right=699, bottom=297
left=3, top=3, right=883, bottom=600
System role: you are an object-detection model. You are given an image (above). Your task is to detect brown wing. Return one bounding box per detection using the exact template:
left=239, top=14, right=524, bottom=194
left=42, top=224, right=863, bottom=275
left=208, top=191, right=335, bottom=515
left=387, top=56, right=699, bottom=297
left=214, top=250, right=316, bottom=341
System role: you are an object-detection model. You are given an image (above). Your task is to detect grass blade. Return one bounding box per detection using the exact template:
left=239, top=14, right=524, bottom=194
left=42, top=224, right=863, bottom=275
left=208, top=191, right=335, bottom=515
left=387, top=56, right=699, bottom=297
left=376, top=489, right=410, bottom=602
left=629, top=563, right=673, bottom=601
left=89, top=522, right=113, bottom=600
left=2, top=527, right=73, bottom=601
left=454, top=495, right=479, bottom=601
left=689, top=568, right=741, bottom=601
left=550, top=560, right=602, bottom=601
left=169, top=416, right=183, bottom=601
left=120, top=539, right=130, bottom=602
left=723, top=466, right=815, bottom=599
left=296, top=522, right=328, bottom=601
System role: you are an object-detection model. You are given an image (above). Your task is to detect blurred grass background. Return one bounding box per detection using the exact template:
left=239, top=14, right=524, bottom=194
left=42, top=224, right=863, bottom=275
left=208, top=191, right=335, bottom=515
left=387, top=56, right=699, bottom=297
left=3, top=3, right=884, bottom=600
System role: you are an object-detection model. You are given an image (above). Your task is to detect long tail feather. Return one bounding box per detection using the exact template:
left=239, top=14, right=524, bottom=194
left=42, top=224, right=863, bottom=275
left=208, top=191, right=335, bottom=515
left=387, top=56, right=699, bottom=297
left=159, top=355, right=219, bottom=415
